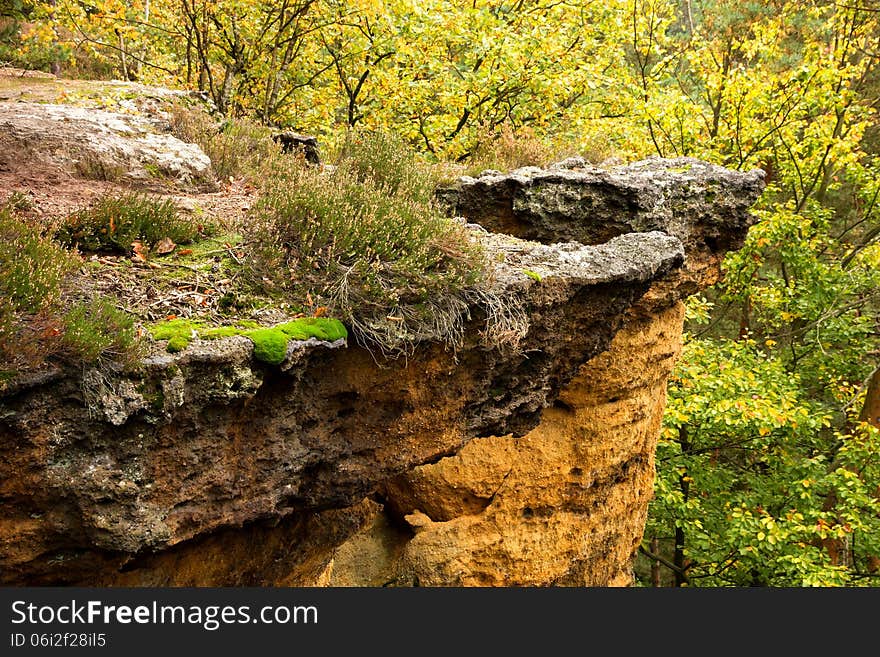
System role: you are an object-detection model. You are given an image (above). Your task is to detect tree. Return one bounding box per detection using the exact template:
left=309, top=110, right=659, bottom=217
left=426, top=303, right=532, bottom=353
left=637, top=0, right=880, bottom=586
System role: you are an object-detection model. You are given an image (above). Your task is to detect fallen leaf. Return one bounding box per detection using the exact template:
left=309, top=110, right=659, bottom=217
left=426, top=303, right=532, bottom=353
left=154, top=237, right=176, bottom=255
left=313, top=306, right=328, bottom=317
left=178, top=249, right=193, bottom=256
left=131, top=240, right=149, bottom=263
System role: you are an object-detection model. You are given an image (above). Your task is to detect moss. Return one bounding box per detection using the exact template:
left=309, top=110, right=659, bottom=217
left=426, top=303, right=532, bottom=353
left=246, top=328, right=290, bottom=365
left=246, top=319, right=348, bottom=365
left=166, top=334, right=190, bottom=352
left=201, top=319, right=262, bottom=339
left=277, top=318, right=348, bottom=342
left=201, top=326, right=243, bottom=339
left=148, top=317, right=347, bottom=363
left=149, top=318, right=198, bottom=340
left=149, top=318, right=203, bottom=352
left=523, top=269, right=542, bottom=282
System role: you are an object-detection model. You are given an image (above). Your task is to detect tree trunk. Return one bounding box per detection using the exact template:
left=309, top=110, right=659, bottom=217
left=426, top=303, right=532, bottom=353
left=859, top=367, right=880, bottom=427
left=674, top=426, right=690, bottom=587
left=116, top=29, right=129, bottom=81
left=860, top=367, right=880, bottom=573
left=650, top=536, right=661, bottom=587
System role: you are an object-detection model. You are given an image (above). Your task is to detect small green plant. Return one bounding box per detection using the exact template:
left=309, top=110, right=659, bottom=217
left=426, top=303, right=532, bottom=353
left=3, top=190, right=35, bottom=213
left=57, top=192, right=205, bottom=253
left=0, top=208, right=76, bottom=334
left=336, top=129, right=437, bottom=200
left=61, top=298, right=138, bottom=363
left=0, top=208, right=144, bottom=369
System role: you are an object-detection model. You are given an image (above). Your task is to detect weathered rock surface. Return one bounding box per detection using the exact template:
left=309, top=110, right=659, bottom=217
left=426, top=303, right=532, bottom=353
left=0, top=123, right=764, bottom=586
left=384, top=303, right=685, bottom=586
left=358, top=157, right=765, bottom=586
left=0, top=101, right=215, bottom=190
left=373, top=157, right=764, bottom=586
left=0, top=227, right=683, bottom=584
left=438, top=157, right=766, bottom=308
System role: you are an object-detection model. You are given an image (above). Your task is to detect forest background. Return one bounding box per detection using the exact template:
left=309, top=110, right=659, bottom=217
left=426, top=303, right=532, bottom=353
left=1, top=0, right=879, bottom=586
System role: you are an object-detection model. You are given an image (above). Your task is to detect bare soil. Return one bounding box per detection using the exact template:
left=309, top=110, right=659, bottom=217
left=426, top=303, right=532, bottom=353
left=0, top=67, right=301, bottom=335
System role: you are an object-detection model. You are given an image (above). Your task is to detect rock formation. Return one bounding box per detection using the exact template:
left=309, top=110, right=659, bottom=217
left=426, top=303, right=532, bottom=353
left=0, top=108, right=764, bottom=584
left=0, top=101, right=215, bottom=190
left=375, top=157, right=768, bottom=585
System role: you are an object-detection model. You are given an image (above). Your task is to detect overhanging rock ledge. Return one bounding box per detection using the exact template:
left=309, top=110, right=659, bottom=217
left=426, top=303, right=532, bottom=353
left=0, top=156, right=764, bottom=586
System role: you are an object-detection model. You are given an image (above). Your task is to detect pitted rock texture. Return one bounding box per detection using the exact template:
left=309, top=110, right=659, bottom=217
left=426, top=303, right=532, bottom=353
left=383, top=303, right=686, bottom=586
left=439, top=157, right=766, bottom=310
left=0, top=229, right=682, bottom=584
left=0, top=102, right=215, bottom=190
left=439, top=156, right=764, bottom=248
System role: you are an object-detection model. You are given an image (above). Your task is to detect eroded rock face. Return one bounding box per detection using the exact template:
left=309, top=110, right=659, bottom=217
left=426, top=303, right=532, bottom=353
left=384, top=304, right=685, bottom=586
left=369, top=157, right=765, bottom=586
left=438, top=156, right=764, bottom=250
left=438, top=157, right=766, bottom=308
left=0, top=102, right=215, bottom=190
left=0, top=153, right=764, bottom=586
left=0, top=228, right=682, bottom=584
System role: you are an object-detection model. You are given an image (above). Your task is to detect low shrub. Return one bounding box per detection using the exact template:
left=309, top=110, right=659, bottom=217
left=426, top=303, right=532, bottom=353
left=61, top=298, right=139, bottom=363
left=0, top=207, right=76, bottom=326
left=466, top=122, right=559, bottom=175
left=336, top=129, right=437, bottom=200
left=3, top=190, right=35, bottom=213
left=169, top=106, right=284, bottom=181
left=57, top=192, right=204, bottom=253
left=0, top=208, right=140, bottom=370
left=248, top=130, right=488, bottom=353
left=0, top=206, right=72, bottom=364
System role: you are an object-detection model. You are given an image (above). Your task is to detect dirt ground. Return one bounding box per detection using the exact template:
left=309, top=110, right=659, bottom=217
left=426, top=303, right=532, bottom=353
left=0, top=66, right=297, bottom=329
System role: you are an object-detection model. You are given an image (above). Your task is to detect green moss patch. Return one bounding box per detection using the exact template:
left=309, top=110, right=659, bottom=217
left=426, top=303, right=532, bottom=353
left=200, top=325, right=243, bottom=339
left=149, top=319, right=205, bottom=353
left=149, top=317, right=348, bottom=364
left=277, top=318, right=349, bottom=342
left=246, top=328, right=290, bottom=365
